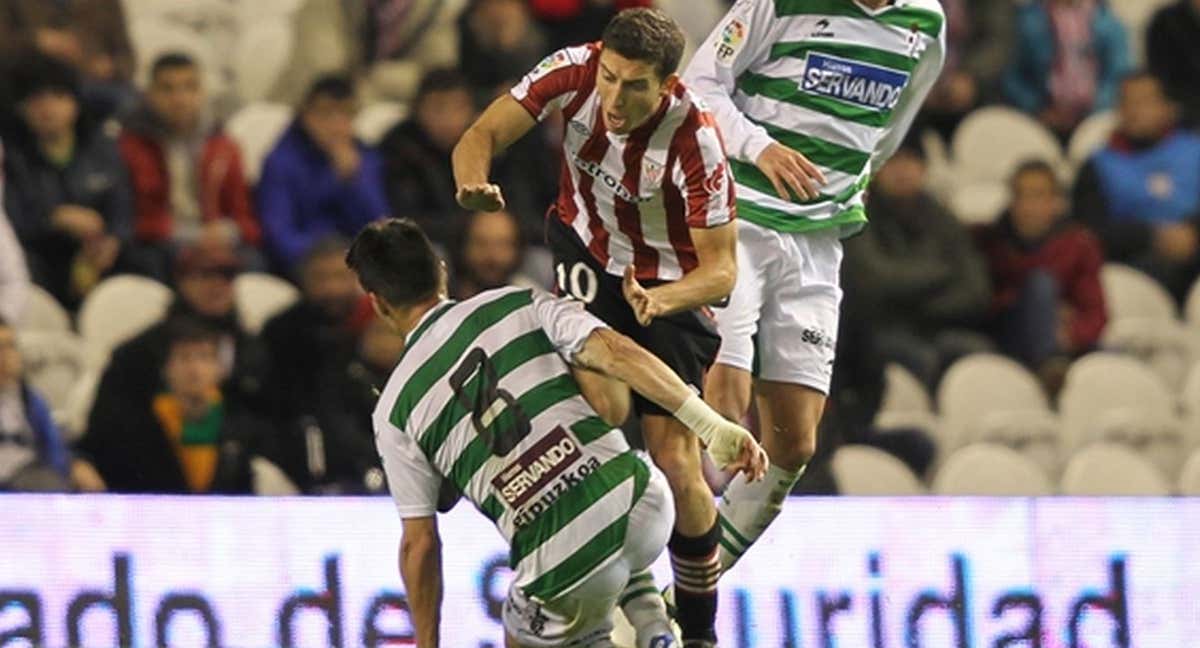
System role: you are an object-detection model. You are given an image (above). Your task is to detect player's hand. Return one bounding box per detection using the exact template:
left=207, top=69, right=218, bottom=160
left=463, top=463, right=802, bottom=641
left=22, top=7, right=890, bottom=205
left=456, top=183, right=507, bottom=212
left=622, top=265, right=663, bottom=326
left=755, top=141, right=827, bottom=202
left=706, top=419, right=769, bottom=482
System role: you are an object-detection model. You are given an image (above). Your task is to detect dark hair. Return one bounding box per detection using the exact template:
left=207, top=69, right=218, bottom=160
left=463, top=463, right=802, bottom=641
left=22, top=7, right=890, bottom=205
left=601, top=8, right=686, bottom=80
left=1011, top=159, right=1062, bottom=193
left=150, top=52, right=198, bottom=81
left=163, top=316, right=221, bottom=351
left=416, top=67, right=472, bottom=103
left=12, top=53, right=80, bottom=104
left=302, top=74, right=356, bottom=107
left=346, top=219, right=441, bottom=307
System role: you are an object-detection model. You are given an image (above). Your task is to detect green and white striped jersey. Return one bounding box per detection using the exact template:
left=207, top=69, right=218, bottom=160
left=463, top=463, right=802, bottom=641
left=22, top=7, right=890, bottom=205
left=373, top=287, right=650, bottom=602
left=684, top=0, right=946, bottom=236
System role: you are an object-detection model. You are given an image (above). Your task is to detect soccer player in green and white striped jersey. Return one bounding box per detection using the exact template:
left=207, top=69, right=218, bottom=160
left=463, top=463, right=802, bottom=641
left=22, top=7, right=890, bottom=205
left=347, top=219, right=766, bottom=647
left=682, top=0, right=945, bottom=570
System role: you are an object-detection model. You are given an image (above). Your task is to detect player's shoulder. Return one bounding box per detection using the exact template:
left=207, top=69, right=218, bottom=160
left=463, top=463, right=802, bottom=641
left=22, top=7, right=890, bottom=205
left=897, top=0, right=947, bottom=29
left=529, top=42, right=600, bottom=80
left=669, top=84, right=724, bottom=148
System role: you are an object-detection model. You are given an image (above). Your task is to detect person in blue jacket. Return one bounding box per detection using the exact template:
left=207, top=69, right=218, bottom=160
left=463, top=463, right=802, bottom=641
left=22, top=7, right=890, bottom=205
left=257, top=75, right=389, bottom=273
left=0, top=315, right=103, bottom=491
left=1004, top=0, right=1131, bottom=137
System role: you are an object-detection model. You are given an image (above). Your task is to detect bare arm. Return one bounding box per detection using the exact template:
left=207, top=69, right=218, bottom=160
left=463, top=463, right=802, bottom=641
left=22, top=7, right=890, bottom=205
left=400, top=516, right=442, bottom=647
left=573, top=327, right=766, bottom=480
left=452, top=94, right=538, bottom=212
left=572, top=366, right=631, bottom=427
left=624, top=221, right=737, bottom=324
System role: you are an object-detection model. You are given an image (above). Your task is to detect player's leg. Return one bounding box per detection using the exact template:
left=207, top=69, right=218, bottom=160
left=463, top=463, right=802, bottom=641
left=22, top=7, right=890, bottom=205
left=618, top=461, right=677, bottom=646
left=704, top=220, right=768, bottom=425
left=715, top=229, right=841, bottom=572
left=642, top=414, right=720, bottom=645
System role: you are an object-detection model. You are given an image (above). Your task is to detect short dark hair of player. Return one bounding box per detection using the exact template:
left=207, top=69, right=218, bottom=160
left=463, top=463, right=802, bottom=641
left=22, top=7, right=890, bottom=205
left=163, top=315, right=221, bottom=351
left=601, top=8, right=686, bottom=80
left=346, top=218, right=441, bottom=308
left=150, top=52, right=197, bottom=81
left=416, top=67, right=472, bottom=103
left=1011, top=159, right=1062, bottom=194
left=302, top=74, right=356, bottom=107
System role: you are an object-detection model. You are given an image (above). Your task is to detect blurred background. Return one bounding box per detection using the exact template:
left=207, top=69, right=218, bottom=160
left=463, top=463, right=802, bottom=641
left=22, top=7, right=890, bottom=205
left=2, top=0, right=1200, bottom=500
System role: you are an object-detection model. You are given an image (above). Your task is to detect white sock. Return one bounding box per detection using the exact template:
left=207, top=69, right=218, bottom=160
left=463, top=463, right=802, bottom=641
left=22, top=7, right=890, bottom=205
left=619, top=570, right=674, bottom=647
left=716, top=463, right=804, bottom=571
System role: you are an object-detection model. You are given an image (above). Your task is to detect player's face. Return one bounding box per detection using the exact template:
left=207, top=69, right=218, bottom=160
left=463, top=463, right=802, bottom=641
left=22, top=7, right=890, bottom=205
left=0, top=326, right=22, bottom=389
left=1011, top=171, right=1065, bottom=240
left=596, top=49, right=675, bottom=135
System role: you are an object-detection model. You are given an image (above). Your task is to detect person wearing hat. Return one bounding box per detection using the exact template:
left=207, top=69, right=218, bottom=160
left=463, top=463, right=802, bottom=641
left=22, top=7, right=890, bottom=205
left=3, top=53, right=133, bottom=310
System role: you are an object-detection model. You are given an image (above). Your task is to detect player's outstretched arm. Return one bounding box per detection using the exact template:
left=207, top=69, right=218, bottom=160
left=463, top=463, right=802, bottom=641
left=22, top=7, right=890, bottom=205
left=400, top=516, right=443, bottom=646
left=573, top=327, right=767, bottom=481
left=623, top=221, right=737, bottom=325
left=452, top=94, right=537, bottom=212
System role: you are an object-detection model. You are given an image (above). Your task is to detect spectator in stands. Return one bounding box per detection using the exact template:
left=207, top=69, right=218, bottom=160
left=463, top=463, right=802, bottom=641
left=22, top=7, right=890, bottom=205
left=257, top=75, right=388, bottom=273
left=450, top=210, right=532, bottom=299
left=0, top=170, right=30, bottom=325
left=379, top=69, right=476, bottom=247
left=341, top=0, right=460, bottom=104
left=530, top=0, right=652, bottom=51
left=459, top=0, right=549, bottom=98
left=259, top=237, right=377, bottom=493
left=1148, top=0, right=1200, bottom=126
left=0, top=315, right=70, bottom=491
left=77, top=316, right=260, bottom=494
left=1074, top=72, right=1200, bottom=301
left=86, top=243, right=265, bottom=448
left=842, top=143, right=992, bottom=389
left=4, top=54, right=133, bottom=311
left=1004, top=0, right=1130, bottom=138
left=919, top=0, right=1012, bottom=139
left=0, top=0, right=136, bottom=121
left=977, top=160, right=1107, bottom=377
left=120, top=53, right=262, bottom=282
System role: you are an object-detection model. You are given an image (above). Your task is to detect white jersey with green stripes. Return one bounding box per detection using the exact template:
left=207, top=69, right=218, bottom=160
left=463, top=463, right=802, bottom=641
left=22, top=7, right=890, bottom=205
left=373, top=286, right=651, bottom=602
left=684, top=0, right=946, bottom=236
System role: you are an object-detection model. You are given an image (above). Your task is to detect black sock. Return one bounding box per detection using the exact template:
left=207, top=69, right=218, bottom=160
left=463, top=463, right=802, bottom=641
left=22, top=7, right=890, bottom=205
left=669, top=522, right=722, bottom=642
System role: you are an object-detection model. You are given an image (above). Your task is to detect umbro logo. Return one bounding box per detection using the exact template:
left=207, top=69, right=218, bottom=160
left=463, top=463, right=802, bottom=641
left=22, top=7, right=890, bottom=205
left=811, top=18, right=835, bottom=38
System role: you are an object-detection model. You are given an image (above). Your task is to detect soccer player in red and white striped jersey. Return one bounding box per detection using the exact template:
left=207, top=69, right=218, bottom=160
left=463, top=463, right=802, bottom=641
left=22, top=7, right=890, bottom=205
left=452, top=9, right=738, bottom=646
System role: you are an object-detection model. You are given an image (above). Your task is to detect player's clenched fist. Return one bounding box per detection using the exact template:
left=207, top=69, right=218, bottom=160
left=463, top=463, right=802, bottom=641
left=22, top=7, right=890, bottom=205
left=456, top=183, right=507, bottom=212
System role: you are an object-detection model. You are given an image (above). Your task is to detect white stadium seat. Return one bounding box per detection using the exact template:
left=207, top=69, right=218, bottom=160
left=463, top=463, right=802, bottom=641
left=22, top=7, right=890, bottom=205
left=1067, top=110, right=1117, bottom=169
left=251, top=456, right=301, bottom=495
left=17, top=284, right=71, bottom=333
left=948, top=180, right=1009, bottom=225
left=1060, top=442, right=1171, bottom=496
left=226, top=102, right=294, bottom=183
left=16, top=330, right=85, bottom=424
left=1109, top=0, right=1174, bottom=64
left=129, top=16, right=224, bottom=91
left=951, top=107, right=1065, bottom=184
left=1101, top=316, right=1196, bottom=392
left=234, top=22, right=295, bottom=104
left=234, top=273, right=301, bottom=335
left=1101, top=263, right=1178, bottom=322
left=76, top=275, right=173, bottom=369
left=354, top=102, right=409, bottom=146
left=932, top=443, right=1054, bottom=496
left=62, top=369, right=102, bottom=442
left=1184, top=276, right=1200, bottom=329
left=831, top=445, right=926, bottom=496
left=874, top=363, right=939, bottom=437
left=1059, top=353, right=1185, bottom=476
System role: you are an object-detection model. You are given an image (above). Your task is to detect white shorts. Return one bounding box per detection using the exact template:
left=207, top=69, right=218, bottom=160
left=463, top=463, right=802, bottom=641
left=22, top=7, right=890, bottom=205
left=714, top=220, right=843, bottom=394
left=503, top=460, right=673, bottom=647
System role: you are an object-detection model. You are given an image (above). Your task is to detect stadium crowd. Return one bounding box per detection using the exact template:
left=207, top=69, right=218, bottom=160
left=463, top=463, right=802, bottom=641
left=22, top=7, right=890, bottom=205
left=2, top=0, right=1200, bottom=497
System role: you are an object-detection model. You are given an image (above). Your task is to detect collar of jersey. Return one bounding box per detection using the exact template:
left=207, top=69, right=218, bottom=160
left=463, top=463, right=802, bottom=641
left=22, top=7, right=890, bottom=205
left=404, top=300, right=455, bottom=348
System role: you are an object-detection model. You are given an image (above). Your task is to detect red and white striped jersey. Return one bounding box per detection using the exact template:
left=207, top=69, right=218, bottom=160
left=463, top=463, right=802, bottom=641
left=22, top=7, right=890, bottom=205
left=510, top=43, right=736, bottom=282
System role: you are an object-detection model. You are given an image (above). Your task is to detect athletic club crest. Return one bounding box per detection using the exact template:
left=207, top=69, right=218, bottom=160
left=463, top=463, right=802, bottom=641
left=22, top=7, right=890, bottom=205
left=642, top=159, right=665, bottom=186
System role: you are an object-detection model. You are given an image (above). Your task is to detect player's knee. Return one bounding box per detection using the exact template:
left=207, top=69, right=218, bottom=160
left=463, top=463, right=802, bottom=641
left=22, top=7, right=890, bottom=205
left=770, top=422, right=819, bottom=470
left=647, top=444, right=701, bottom=488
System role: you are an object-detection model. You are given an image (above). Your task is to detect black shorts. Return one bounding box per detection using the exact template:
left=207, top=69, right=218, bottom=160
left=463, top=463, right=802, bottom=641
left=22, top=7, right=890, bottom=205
left=546, top=212, right=721, bottom=417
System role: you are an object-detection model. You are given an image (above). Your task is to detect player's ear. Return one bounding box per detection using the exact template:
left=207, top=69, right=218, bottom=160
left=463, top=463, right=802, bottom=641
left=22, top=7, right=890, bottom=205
left=660, top=73, right=680, bottom=96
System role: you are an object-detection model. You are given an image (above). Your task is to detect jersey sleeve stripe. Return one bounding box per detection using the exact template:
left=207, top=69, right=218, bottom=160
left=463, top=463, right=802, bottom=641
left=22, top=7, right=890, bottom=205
left=417, top=328, right=557, bottom=457
left=774, top=0, right=944, bottom=37
left=390, top=289, right=534, bottom=429
left=769, top=40, right=919, bottom=72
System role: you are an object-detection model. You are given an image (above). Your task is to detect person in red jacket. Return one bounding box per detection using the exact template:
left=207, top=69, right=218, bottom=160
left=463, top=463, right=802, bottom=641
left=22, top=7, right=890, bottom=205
left=976, top=160, right=1108, bottom=379
left=119, top=52, right=262, bottom=280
